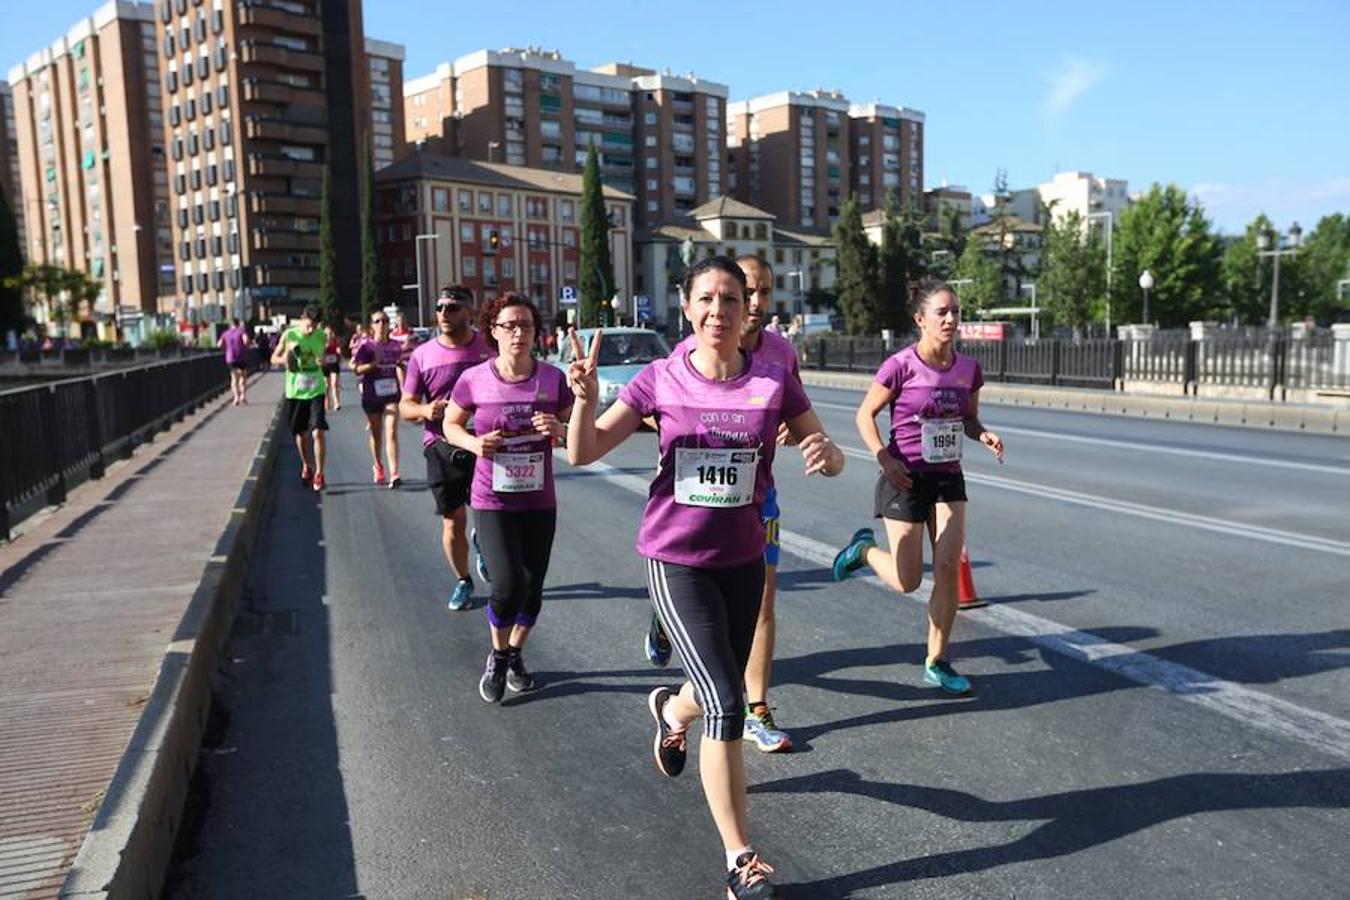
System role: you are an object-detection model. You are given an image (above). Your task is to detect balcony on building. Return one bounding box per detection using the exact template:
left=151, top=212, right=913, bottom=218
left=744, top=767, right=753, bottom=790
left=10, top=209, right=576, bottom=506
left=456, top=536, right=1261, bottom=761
left=252, top=229, right=320, bottom=251
left=245, top=116, right=327, bottom=145
left=252, top=264, right=316, bottom=286
left=247, top=153, right=324, bottom=179
left=242, top=78, right=325, bottom=106
left=236, top=3, right=323, bottom=36
left=249, top=192, right=321, bottom=215
left=238, top=41, right=325, bottom=72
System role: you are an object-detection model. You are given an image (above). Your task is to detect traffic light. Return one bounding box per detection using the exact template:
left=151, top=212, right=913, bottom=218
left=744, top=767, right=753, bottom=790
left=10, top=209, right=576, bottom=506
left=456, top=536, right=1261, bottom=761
left=487, top=229, right=500, bottom=254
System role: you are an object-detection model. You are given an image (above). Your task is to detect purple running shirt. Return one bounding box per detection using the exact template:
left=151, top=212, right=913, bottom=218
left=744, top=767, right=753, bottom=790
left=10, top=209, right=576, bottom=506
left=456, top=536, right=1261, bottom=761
left=402, top=332, right=492, bottom=447
left=619, top=350, right=810, bottom=568
left=874, top=345, right=984, bottom=475
left=354, top=338, right=404, bottom=406
left=220, top=326, right=247, bottom=364
left=451, top=360, right=574, bottom=511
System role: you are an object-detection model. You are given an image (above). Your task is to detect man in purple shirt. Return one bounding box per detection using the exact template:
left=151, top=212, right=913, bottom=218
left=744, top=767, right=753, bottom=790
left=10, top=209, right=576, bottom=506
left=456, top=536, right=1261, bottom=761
left=218, top=318, right=251, bottom=406
left=399, top=286, right=493, bottom=610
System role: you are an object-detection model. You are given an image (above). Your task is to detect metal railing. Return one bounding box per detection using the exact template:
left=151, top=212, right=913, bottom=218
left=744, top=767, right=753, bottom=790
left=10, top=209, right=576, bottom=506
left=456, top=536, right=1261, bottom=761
left=0, top=353, right=229, bottom=542
left=797, top=332, right=1350, bottom=397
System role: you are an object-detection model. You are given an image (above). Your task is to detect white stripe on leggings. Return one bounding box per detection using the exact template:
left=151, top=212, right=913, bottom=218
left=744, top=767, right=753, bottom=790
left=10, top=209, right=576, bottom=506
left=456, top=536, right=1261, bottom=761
left=646, top=558, right=726, bottom=734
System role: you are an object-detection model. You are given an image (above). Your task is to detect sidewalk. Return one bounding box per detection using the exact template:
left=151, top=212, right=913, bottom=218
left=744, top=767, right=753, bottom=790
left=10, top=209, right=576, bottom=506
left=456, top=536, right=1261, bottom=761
left=0, top=374, right=282, bottom=898
left=799, top=369, right=1350, bottom=436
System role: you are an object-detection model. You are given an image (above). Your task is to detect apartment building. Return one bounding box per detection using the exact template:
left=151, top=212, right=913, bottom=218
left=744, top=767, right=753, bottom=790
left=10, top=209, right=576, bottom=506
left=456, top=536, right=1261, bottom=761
left=365, top=38, right=405, bottom=171
left=402, top=48, right=728, bottom=225
left=374, top=151, right=633, bottom=330
left=848, top=102, right=923, bottom=214
left=0, top=83, right=24, bottom=248
left=8, top=1, right=170, bottom=335
left=980, top=171, right=1130, bottom=229
left=923, top=184, right=973, bottom=232
left=727, top=90, right=852, bottom=232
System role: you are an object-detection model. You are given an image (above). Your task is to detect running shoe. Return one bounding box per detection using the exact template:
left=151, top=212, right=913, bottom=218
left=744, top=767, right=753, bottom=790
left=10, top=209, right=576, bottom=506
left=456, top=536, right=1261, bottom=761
left=300, top=464, right=313, bottom=484
left=478, top=651, right=507, bottom=704
left=726, top=852, right=776, bottom=899
left=743, top=706, right=792, bottom=753
left=471, top=527, right=490, bottom=584
left=831, top=527, right=876, bottom=581
left=373, top=462, right=386, bottom=485
left=647, top=686, right=687, bottom=778
left=447, top=578, right=474, bottom=611
left=644, top=612, right=672, bottom=667
left=312, top=472, right=326, bottom=492
left=388, top=474, right=402, bottom=490
left=924, top=659, right=972, bottom=695
left=505, top=650, right=536, bottom=693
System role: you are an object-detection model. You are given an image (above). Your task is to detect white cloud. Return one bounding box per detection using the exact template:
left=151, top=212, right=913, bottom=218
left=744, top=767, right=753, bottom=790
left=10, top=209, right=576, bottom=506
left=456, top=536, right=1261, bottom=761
left=1190, top=177, right=1350, bottom=233
left=1040, top=58, right=1107, bottom=122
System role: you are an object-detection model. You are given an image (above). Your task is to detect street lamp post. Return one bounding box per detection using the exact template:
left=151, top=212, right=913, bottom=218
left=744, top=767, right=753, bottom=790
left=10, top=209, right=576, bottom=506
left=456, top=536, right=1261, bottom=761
left=610, top=293, right=622, bottom=327
left=1086, top=210, right=1113, bottom=335
left=1138, top=269, right=1154, bottom=325
left=1256, top=222, right=1302, bottom=329
left=401, top=233, right=441, bottom=328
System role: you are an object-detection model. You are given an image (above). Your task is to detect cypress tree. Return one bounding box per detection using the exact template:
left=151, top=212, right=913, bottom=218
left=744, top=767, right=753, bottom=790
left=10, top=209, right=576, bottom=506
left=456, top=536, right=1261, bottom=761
left=360, top=144, right=382, bottom=322
left=0, top=187, right=24, bottom=336
left=317, top=166, right=341, bottom=328
left=578, top=145, right=613, bottom=327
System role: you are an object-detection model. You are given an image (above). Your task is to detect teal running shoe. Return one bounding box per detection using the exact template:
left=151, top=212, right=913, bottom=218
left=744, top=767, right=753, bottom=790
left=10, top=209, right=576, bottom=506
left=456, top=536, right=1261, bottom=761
left=447, top=577, right=475, bottom=610
left=924, top=659, right=972, bottom=695
left=831, top=528, right=876, bottom=581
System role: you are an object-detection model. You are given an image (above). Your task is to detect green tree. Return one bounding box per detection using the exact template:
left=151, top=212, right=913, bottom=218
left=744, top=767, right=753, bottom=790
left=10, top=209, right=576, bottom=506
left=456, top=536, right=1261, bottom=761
left=5, top=263, right=76, bottom=335
left=66, top=270, right=103, bottom=330
left=1110, top=183, right=1223, bottom=327
left=1295, top=214, right=1350, bottom=324
left=951, top=238, right=1001, bottom=317
left=578, top=145, right=613, bottom=328
left=832, top=194, right=882, bottom=335
left=359, top=144, right=382, bottom=322
left=0, top=187, right=25, bottom=335
left=1039, top=210, right=1106, bottom=333
left=317, top=166, right=342, bottom=329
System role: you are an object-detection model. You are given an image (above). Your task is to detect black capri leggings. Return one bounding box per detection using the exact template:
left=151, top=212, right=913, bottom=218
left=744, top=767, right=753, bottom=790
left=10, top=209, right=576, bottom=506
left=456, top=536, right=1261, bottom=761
left=645, top=557, right=765, bottom=741
left=474, top=508, right=557, bottom=629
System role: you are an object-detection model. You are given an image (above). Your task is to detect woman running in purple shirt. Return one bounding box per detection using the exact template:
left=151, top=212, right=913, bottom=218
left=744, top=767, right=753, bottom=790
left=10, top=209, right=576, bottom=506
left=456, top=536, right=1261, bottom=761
left=442, top=294, right=572, bottom=703
left=567, top=256, right=845, bottom=900
left=832, top=279, right=1005, bottom=695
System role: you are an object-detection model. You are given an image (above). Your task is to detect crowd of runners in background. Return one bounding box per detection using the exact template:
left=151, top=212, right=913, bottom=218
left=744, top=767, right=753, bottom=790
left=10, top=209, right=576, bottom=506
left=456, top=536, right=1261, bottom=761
left=237, top=256, right=1003, bottom=900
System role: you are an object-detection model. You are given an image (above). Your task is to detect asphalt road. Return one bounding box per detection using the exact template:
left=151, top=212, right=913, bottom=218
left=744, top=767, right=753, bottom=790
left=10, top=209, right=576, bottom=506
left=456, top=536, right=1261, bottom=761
left=165, top=376, right=1350, bottom=900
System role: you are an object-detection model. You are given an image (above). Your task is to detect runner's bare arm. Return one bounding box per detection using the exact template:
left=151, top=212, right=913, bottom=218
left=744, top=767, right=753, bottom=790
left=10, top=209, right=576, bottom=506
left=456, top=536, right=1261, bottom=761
left=856, top=379, right=912, bottom=490
left=785, top=409, right=844, bottom=477
left=564, top=328, right=640, bottom=464
left=964, top=390, right=1004, bottom=461
left=269, top=335, right=288, bottom=366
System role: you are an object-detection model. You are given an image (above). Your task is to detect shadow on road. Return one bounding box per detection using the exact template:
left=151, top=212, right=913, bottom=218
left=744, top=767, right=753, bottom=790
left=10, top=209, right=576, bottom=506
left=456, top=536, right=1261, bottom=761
left=757, top=766, right=1350, bottom=897
left=544, top=580, right=651, bottom=602
left=164, top=446, right=358, bottom=900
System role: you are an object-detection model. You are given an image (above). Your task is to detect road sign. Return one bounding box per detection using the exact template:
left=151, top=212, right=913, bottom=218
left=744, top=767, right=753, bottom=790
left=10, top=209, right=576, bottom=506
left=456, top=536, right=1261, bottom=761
left=559, top=285, right=577, bottom=305
left=634, top=294, right=652, bottom=323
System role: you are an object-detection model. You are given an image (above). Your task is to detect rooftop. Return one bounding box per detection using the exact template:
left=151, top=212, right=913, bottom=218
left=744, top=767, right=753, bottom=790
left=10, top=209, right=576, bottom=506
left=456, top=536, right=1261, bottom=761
left=375, top=151, right=634, bottom=201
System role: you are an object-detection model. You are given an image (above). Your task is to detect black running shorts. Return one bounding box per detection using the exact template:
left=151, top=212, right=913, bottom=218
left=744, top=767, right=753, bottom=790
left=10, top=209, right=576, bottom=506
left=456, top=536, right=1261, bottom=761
left=874, top=470, right=967, bottom=522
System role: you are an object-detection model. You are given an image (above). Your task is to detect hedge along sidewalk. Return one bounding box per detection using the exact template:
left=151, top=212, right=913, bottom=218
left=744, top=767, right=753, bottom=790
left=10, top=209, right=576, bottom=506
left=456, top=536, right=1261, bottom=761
left=0, top=373, right=284, bottom=900
left=800, top=369, right=1350, bottom=437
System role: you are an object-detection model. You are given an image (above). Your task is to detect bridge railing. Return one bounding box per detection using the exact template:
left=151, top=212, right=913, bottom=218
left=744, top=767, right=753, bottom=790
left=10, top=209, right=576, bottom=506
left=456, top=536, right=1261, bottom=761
left=0, top=354, right=229, bottom=542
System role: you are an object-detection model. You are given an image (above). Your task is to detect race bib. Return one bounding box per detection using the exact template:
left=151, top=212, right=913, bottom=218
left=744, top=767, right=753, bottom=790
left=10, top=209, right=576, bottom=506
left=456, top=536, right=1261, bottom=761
left=323, top=354, right=338, bottom=365
left=491, top=451, right=545, bottom=493
left=374, top=377, right=399, bottom=398
left=674, top=447, right=758, bottom=508
left=920, top=419, right=963, bottom=463
left=294, top=373, right=321, bottom=393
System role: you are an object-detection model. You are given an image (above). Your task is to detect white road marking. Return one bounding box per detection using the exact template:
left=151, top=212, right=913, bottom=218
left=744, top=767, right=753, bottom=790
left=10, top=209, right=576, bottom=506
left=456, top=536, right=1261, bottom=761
left=565, top=454, right=1350, bottom=764
left=833, top=443, right=1350, bottom=558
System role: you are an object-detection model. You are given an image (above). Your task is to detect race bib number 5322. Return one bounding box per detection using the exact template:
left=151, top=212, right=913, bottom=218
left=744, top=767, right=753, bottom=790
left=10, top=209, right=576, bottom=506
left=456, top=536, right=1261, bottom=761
left=491, top=451, right=545, bottom=493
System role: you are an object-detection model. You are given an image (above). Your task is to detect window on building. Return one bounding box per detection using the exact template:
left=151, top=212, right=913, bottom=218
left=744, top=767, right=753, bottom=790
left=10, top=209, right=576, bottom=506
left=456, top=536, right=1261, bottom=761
left=478, top=191, right=491, bottom=213
left=460, top=222, right=474, bottom=242
left=497, top=194, right=512, bottom=216
left=463, top=255, right=477, bottom=277
left=560, top=200, right=575, bottom=222
left=432, top=188, right=449, bottom=212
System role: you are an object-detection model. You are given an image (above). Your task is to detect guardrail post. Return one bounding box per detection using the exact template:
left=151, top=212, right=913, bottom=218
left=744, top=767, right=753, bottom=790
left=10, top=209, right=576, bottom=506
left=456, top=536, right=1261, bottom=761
left=846, top=340, right=856, bottom=372
left=1184, top=340, right=1199, bottom=396
left=85, top=378, right=105, bottom=480
left=41, top=386, right=67, bottom=507
left=815, top=338, right=826, bottom=370
left=996, top=340, right=1008, bottom=382
left=1269, top=335, right=1287, bottom=401
left=1050, top=341, right=1062, bottom=386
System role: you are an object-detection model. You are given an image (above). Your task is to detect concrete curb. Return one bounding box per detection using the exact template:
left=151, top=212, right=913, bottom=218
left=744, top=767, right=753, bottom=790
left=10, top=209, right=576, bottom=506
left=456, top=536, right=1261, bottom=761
left=60, top=399, right=285, bottom=900
left=799, top=370, right=1348, bottom=437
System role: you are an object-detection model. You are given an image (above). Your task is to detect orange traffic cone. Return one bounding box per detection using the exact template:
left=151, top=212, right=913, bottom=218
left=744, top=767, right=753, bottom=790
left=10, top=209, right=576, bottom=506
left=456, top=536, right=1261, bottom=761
left=957, top=547, right=986, bottom=609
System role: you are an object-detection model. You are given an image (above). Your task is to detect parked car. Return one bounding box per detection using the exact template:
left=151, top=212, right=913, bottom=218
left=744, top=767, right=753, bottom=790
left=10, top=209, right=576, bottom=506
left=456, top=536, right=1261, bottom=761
left=551, top=327, right=671, bottom=411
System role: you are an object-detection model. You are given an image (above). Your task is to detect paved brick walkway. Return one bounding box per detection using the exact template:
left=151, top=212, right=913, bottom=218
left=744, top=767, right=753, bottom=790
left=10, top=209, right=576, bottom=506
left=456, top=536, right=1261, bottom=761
left=0, top=377, right=277, bottom=899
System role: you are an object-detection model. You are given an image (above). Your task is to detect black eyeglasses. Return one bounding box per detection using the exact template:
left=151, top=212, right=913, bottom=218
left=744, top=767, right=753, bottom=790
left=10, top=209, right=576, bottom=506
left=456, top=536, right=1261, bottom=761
left=370, top=316, right=387, bottom=324
left=494, top=320, right=534, bottom=334
left=435, top=302, right=463, bottom=313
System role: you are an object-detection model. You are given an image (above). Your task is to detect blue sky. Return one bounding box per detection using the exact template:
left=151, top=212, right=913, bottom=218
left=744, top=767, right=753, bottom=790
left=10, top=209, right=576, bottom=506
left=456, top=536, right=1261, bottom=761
left=7, top=0, right=1347, bottom=234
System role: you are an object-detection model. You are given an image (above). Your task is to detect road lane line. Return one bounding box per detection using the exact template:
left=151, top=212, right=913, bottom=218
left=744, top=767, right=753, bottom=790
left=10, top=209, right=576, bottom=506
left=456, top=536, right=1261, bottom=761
left=809, top=399, right=1350, bottom=477
left=833, top=444, right=1350, bottom=558
left=565, top=454, right=1350, bottom=764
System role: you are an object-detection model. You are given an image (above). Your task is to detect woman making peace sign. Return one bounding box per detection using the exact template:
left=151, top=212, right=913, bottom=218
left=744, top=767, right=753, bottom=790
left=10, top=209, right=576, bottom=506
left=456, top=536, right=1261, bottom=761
left=566, top=256, right=844, bottom=900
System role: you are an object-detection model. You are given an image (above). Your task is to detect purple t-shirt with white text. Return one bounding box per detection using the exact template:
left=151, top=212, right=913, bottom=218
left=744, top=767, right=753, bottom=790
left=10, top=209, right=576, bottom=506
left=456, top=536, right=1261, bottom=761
left=451, top=360, right=574, bottom=511
left=619, top=350, right=810, bottom=568
left=354, top=338, right=404, bottom=405
left=875, top=345, right=984, bottom=474
left=402, top=332, right=492, bottom=447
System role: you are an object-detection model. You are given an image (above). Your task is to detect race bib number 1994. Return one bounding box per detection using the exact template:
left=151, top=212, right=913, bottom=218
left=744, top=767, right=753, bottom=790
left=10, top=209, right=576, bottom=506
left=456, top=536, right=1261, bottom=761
left=920, top=419, right=963, bottom=464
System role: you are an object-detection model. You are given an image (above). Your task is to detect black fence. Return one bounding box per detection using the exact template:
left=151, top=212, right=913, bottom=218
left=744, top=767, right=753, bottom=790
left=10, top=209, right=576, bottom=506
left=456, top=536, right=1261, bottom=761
left=799, top=332, right=1350, bottom=397
left=0, top=345, right=221, bottom=368
left=0, top=353, right=229, bottom=541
